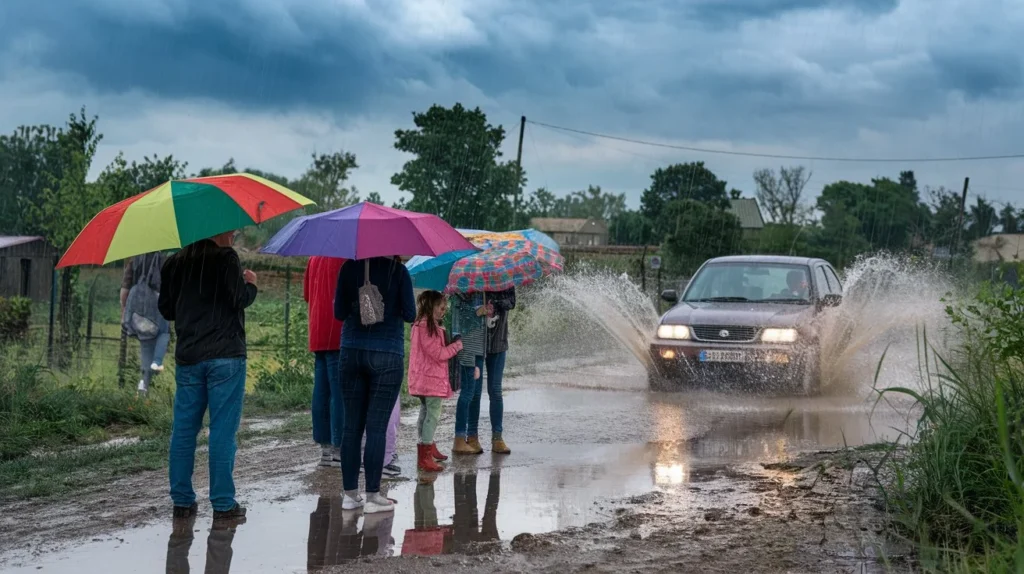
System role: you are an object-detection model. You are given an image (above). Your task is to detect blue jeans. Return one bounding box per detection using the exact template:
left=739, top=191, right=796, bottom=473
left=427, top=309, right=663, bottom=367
left=474, top=351, right=506, bottom=436
left=169, top=358, right=246, bottom=512
left=312, top=351, right=343, bottom=447
left=339, top=348, right=403, bottom=493
left=138, top=324, right=170, bottom=391
left=454, top=356, right=484, bottom=438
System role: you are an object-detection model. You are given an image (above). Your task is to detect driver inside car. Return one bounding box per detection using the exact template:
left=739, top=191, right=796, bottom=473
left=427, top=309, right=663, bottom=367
left=774, top=270, right=809, bottom=299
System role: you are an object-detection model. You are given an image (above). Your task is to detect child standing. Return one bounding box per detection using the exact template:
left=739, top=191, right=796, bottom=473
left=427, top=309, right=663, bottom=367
left=409, top=291, right=463, bottom=472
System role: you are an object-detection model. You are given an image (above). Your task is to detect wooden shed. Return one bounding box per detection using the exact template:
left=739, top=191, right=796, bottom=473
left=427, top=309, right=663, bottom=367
left=0, top=236, right=57, bottom=302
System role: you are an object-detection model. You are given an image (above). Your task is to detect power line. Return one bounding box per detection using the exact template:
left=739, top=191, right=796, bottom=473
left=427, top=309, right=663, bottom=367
left=527, top=120, right=1024, bottom=164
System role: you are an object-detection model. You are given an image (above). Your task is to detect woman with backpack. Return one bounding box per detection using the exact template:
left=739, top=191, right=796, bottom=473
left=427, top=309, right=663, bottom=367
left=334, top=256, right=415, bottom=514
left=120, top=252, right=170, bottom=395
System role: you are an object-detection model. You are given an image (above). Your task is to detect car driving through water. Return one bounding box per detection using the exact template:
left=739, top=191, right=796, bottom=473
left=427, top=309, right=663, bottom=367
left=648, top=255, right=844, bottom=395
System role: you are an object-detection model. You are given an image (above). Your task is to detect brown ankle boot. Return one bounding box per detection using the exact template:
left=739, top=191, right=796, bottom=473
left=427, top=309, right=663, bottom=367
left=453, top=437, right=476, bottom=455
left=492, top=434, right=511, bottom=455
left=466, top=436, right=484, bottom=454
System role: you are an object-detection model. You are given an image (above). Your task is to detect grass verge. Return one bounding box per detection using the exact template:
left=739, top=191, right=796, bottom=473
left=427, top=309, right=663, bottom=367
left=879, top=282, right=1024, bottom=573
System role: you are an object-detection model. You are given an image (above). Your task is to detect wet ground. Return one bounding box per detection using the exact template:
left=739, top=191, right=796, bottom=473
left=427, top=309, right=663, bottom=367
left=0, top=359, right=915, bottom=573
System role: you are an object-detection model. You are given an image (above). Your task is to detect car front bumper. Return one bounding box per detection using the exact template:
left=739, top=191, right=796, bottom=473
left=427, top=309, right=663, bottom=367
left=649, top=339, right=811, bottom=386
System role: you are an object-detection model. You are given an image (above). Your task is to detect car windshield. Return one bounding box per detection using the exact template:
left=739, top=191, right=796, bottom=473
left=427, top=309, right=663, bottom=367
left=683, top=262, right=812, bottom=304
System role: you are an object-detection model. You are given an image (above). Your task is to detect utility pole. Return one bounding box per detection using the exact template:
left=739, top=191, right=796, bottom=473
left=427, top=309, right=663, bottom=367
left=513, top=115, right=526, bottom=229
left=951, top=176, right=970, bottom=269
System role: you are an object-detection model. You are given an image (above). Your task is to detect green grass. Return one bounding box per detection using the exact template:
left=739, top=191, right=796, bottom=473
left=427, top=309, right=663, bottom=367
left=879, top=283, right=1024, bottom=573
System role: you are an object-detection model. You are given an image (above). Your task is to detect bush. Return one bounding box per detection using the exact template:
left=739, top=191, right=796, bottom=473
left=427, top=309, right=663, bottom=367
left=0, top=297, right=31, bottom=341
left=883, top=283, right=1024, bottom=572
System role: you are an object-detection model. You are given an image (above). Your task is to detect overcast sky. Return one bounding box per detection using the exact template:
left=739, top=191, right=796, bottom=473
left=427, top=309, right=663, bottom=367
left=2, top=0, right=1023, bottom=210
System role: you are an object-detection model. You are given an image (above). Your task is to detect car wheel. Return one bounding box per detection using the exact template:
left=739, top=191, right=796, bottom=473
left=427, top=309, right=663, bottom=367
left=647, top=368, right=676, bottom=392
left=797, top=352, right=821, bottom=396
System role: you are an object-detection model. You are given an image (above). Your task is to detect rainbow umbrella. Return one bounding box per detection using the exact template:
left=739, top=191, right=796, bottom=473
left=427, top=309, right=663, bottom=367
left=444, top=247, right=545, bottom=294
left=57, top=174, right=314, bottom=268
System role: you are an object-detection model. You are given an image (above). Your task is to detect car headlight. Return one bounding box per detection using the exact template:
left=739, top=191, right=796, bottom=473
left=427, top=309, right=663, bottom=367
left=761, top=328, right=798, bottom=343
left=657, top=324, right=691, bottom=340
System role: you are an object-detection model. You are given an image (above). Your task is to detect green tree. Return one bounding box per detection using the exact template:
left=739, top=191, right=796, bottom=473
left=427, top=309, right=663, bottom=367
left=23, top=108, right=104, bottom=368
left=814, top=177, right=929, bottom=258
left=999, top=204, right=1020, bottom=234
left=608, top=210, right=652, bottom=246
left=391, top=103, right=524, bottom=230
left=97, top=152, right=188, bottom=203
left=292, top=151, right=359, bottom=213
left=0, top=125, right=63, bottom=235
left=364, top=191, right=383, bottom=205
left=640, top=162, right=730, bottom=223
left=641, top=162, right=732, bottom=241
left=966, top=196, right=998, bottom=241
left=524, top=187, right=558, bottom=219
left=661, top=200, right=742, bottom=273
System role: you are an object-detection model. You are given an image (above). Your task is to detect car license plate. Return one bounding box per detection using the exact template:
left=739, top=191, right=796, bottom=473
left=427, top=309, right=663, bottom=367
left=699, top=350, right=746, bottom=363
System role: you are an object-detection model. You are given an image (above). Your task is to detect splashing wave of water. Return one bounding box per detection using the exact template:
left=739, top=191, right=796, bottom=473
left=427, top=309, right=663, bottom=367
left=511, top=254, right=953, bottom=397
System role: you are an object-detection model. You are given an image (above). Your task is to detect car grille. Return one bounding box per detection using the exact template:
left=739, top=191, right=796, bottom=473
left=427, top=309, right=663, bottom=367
left=691, top=325, right=759, bottom=342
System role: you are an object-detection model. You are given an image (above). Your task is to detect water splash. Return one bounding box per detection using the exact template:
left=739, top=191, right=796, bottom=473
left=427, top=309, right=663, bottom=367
left=510, top=254, right=952, bottom=397
left=509, top=268, right=659, bottom=373
left=816, top=252, right=954, bottom=396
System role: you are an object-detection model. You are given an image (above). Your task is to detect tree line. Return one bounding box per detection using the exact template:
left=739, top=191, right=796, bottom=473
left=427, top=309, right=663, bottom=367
left=2, top=103, right=1019, bottom=292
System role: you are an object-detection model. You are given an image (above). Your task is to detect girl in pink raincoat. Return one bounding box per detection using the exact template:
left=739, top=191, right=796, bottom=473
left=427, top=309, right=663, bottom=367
left=408, top=290, right=463, bottom=472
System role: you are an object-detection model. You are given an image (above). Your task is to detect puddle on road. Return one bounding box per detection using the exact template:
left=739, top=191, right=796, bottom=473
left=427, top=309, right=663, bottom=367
left=0, top=384, right=911, bottom=573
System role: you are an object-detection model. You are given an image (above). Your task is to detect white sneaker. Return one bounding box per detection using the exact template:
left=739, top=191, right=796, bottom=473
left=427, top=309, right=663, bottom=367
left=137, top=379, right=147, bottom=393
left=342, top=492, right=364, bottom=510
left=363, top=492, right=394, bottom=514
left=150, top=363, right=164, bottom=373
left=318, top=445, right=339, bottom=467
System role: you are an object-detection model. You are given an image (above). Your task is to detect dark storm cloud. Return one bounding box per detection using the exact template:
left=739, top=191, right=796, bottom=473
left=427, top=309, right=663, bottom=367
left=1, top=0, right=1021, bottom=147
left=0, top=0, right=425, bottom=113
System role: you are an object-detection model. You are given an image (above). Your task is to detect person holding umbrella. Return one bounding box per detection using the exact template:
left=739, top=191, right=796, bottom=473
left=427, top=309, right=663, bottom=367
left=259, top=202, right=478, bottom=514
left=56, top=173, right=316, bottom=520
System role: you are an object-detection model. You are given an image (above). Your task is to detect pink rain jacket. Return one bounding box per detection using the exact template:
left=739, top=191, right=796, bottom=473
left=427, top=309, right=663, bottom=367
left=408, top=321, right=462, bottom=398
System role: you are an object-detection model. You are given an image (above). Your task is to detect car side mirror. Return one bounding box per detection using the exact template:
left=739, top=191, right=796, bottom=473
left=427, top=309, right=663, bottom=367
left=821, top=293, right=842, bottom=307
left=661, top=289, right=678, bottom=304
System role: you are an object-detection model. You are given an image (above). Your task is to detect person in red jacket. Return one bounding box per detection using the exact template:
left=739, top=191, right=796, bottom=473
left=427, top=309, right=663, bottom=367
left=304, top=256, right=347, bottom=467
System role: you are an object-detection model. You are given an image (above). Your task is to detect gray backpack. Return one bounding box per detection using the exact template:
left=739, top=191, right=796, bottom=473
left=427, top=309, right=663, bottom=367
left=358, top=259, right=385, bottom=326
left=123, top=254, right=164, bottom=341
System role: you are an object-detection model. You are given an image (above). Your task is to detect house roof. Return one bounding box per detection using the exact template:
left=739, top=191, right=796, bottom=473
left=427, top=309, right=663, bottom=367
left=727, top=199, right=765, bottom=229
left=530, top=217, right=608, bottom=234
left=0, top=236, right=46, bottom=250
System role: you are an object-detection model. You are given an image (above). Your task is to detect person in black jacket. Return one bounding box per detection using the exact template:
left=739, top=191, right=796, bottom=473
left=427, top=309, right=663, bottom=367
left=158, top=230, right=256, bottom=521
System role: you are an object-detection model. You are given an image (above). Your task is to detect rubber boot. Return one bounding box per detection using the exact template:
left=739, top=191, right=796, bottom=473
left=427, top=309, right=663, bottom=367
left=430, top=443, right=449, bottom=462
left=453, top=436, right=477, bottom=455
left=417, top=443, right=443, bottom=472
left=466, top=436, right=485, bottom=454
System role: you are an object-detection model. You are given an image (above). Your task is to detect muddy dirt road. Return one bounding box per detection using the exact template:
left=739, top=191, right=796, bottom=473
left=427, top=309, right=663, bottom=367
left=0, top=359, right=914, bottom=573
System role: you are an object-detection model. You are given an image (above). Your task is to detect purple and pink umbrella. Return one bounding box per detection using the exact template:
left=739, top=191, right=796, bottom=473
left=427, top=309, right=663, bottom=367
left=260, top=202, right=477, bottom=259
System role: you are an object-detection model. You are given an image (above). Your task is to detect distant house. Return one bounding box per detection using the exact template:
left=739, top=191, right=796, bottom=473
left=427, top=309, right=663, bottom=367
left=727, top=199, right=766, bottom=238
left=0, top=236, right=58, bottom=302
left=530, top=218, right=609, bottom=247
left=973, top=233, right=1024, bottom=263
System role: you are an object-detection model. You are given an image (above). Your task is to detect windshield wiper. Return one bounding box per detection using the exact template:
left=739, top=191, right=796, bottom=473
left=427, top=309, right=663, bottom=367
left=691, top=296, right=749, bottom=302
left=755, top=298, right=810, bottom=304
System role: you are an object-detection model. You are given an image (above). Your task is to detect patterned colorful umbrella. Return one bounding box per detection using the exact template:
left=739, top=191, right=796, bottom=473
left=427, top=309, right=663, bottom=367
left=460, top=228, right=560, bottom=253
left=468, top=238, right=564, bottom=271
left=444, top=247, right=545, bottom=294
left=57, top=174, right=314, bottom=268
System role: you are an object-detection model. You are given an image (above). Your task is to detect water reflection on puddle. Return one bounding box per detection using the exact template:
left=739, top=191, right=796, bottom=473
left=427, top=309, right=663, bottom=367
left=0, top=388, right=910, bottom=573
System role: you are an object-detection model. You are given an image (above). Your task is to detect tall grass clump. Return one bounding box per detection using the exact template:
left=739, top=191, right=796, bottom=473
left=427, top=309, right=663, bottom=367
left=882, top=281, right=1024, bottom=572
left=0, top=348, right=173, bottom=461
